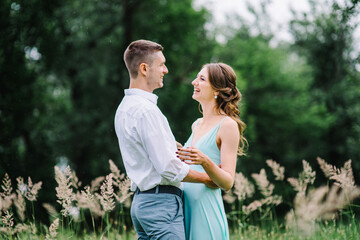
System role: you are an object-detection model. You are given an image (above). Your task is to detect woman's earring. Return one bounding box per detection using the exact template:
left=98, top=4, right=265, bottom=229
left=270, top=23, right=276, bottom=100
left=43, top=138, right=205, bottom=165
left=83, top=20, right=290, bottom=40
left=214, top=95, right=218, bottom=99
left=198, top=103, right=203, bottom=113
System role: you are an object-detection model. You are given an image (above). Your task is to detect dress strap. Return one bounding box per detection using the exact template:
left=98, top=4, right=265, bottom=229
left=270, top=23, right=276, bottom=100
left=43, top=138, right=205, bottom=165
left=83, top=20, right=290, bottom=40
left=194, top=116, right=228, bottom=131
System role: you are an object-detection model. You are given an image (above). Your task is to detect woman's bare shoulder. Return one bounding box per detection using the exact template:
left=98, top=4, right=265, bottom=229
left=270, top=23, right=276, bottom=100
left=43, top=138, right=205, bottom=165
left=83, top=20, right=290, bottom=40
left=219, top=117, right=239, bottom=136
left=191, top=118, right=203, bottom=131
left=223, top=116, right=238, bottom=127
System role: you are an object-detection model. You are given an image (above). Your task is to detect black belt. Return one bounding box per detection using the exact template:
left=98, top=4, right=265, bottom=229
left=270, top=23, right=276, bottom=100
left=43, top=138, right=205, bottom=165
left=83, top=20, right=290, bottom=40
left=136, top=185, right=183, bottom=198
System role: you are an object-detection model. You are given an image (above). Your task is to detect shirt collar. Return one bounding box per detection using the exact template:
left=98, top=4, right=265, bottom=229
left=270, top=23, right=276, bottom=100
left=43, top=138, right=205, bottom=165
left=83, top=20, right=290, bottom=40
left=124, top=88, right=158, bottom=104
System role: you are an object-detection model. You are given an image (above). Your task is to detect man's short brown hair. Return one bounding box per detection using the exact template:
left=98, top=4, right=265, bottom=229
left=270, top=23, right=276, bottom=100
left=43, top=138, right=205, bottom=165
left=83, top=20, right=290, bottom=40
left=123, top=40, right=164, bottom=78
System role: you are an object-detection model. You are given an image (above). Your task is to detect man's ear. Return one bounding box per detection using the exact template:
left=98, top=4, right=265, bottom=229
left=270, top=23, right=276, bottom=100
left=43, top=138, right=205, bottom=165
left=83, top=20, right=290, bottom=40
left=139, top=63, right=148, bottom=77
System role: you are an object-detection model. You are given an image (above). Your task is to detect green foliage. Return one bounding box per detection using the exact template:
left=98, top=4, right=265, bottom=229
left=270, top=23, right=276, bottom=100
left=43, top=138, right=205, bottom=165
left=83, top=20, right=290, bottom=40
left=290, top=0, right=360, bottom=172
left=0, top=0, right=62, bottom=205
left=229, top=221, right=360, bottom=240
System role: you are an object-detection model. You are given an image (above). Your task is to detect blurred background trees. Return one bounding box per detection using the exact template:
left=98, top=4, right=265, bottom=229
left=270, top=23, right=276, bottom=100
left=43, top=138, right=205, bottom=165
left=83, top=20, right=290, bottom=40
left=289, top=0, right=360, bottom=173
left=1, top=0, right=359, bottom=222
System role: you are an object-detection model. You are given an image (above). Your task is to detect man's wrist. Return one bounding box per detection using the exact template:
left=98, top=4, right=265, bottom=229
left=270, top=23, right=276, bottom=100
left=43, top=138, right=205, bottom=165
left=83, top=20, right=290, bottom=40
left=201, top=173, right=211, bottom=184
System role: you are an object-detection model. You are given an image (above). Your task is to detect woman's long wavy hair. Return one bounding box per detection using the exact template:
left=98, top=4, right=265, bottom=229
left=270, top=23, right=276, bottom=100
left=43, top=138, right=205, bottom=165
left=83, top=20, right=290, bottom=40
left=205, top=63, right=248, bottom=156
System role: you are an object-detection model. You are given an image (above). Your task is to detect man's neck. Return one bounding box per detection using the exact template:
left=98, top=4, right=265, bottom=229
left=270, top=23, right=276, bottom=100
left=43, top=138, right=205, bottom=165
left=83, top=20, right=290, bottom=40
left=129, top=78, right=153, bottom=93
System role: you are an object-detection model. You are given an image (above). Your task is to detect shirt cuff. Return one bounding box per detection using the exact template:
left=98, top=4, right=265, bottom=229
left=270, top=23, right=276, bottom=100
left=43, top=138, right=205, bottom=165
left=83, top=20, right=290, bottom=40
left=176, top=162, right=190, bottom=182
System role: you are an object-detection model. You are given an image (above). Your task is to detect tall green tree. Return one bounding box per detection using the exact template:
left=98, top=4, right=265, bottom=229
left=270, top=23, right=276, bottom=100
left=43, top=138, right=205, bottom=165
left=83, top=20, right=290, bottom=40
left=0, top=0, right=62, bottom=204
left=290, top=0, right=360, bottom=173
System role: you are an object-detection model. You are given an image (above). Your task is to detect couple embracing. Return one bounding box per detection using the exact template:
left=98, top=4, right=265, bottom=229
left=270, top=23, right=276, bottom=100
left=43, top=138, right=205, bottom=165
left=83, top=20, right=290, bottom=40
left=114, top=40, right=247, bottom=240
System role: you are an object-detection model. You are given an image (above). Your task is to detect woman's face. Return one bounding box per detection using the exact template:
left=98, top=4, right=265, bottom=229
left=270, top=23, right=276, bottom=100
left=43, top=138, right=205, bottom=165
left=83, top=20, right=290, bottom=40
left=192, top=67, right=216, bottom=103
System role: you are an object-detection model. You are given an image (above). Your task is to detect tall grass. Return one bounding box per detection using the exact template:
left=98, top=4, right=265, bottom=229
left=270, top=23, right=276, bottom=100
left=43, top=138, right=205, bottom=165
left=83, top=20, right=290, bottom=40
left=0, top=158, right=359, bottom=239
left=224, top=158, right=360, bottom=239
left=0, top=160, right=133, bottom=239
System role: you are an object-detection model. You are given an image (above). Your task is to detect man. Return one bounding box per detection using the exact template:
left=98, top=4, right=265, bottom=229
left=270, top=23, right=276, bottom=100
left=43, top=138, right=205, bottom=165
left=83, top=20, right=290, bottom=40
left=114, top=39, right=213, bottom=239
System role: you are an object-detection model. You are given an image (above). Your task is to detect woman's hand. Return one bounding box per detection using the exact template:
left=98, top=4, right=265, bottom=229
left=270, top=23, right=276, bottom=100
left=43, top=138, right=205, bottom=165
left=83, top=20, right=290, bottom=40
left=177, top=147, right=210, bottom=166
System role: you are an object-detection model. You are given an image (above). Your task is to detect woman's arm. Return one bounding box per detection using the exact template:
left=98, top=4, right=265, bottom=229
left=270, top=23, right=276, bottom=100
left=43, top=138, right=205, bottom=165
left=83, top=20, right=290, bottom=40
left=177, top=118, right=240, bottom=191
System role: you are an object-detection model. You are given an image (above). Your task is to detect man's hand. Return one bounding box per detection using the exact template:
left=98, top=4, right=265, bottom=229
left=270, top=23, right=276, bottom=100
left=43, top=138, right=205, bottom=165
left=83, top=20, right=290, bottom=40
left=204, top=176, right=219, bottom=189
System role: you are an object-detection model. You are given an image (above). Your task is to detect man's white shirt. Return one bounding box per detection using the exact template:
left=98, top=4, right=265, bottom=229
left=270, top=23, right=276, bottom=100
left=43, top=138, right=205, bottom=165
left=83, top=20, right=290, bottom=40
left=114, top=88, right=190, bottom=191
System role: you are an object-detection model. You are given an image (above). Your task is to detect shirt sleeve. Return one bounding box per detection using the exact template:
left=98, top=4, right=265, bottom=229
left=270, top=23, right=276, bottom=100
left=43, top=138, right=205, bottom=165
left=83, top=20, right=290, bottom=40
left=138, top=108, right=190, bottom=183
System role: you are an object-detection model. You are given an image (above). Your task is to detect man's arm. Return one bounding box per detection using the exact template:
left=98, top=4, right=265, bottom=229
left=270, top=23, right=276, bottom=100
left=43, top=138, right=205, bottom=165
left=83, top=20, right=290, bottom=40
left=182, top=169, right=218, bottom=188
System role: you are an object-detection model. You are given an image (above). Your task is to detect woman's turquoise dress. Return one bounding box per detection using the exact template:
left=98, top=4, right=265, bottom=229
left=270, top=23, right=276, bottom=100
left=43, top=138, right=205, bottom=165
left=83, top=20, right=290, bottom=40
left=183, top=118, right=230, bottom=240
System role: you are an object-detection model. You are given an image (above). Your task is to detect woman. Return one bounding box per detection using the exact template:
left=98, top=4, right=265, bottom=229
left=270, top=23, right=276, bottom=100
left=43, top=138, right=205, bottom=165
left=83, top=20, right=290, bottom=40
left=177, top=63, right=247, bottom=240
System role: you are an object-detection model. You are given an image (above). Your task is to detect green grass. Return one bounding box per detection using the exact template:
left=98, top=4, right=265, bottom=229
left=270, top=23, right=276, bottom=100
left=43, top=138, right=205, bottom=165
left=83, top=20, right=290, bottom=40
left=2, top=221, right=358, bottom=240
left=230, top=221, right=359, bottom=240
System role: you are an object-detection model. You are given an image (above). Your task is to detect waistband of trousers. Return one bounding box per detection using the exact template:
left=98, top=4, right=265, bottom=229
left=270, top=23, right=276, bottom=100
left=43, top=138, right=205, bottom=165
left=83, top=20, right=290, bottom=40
left=136, top=185, right=183, bottom=198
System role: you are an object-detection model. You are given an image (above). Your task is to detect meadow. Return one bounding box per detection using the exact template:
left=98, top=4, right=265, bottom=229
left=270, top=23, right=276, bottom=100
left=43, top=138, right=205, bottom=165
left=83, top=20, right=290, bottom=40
left=1, top=0, right=360, bottom=239
left=1, top=158, right=359, bottom=239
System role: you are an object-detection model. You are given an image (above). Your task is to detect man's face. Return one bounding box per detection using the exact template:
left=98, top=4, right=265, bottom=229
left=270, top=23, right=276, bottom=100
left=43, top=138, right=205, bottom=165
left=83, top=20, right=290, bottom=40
left=147, top=51, right=168, bottom=91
